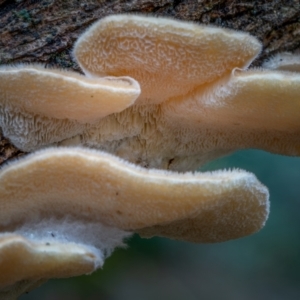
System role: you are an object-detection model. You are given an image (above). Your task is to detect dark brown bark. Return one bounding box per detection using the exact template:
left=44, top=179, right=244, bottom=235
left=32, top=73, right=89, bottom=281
left=0, top=0, right=300, bottom=163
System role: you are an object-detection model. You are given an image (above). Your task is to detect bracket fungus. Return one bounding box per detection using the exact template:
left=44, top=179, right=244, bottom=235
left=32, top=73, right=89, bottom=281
left=0, top=14, right=299, bottom=298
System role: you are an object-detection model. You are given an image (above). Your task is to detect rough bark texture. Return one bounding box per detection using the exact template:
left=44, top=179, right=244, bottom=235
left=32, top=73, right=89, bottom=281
left=0, top=0, right=300, bottom=164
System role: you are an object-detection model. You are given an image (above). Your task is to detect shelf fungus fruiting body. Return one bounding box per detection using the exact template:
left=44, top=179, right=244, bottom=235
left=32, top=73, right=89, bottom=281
left=0, top=148, right=269, bottom=298
left=0, top=14, right=299, bottom=299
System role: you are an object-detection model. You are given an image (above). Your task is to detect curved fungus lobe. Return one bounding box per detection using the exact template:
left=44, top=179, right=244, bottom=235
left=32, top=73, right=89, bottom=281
left=0, top=65, right=140, bottom=123
left=74, top=14, right=262, bottom=104
left=0, top=148, right=269, bottom=243
left=0, top=234, right=99, bottom=298
left=0, top=64, right=140, bottom=151
left=164, top=68, right=300, bottom=157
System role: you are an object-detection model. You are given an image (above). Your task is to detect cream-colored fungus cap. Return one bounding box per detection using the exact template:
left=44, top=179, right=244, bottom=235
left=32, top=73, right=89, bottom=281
left=0, top=65, right=140, bottom=151
left=0, top=233, right=100, bottom=299
left=74, top=14, right=261, bottom=104
left=0, top=147, right=269, bottom=297
left=0, top=147, right=269, bottom=243
left=0, top=65, right=140, bottom=123
left=72, top=14, right=300, bottom=168
left=163, top=68, right=300, bottom=157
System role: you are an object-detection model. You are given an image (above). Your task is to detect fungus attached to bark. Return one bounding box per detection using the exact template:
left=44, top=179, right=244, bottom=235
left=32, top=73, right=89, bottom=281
left=72, top=15, right=300, bottom=170
left=0, top=13, right=299, bottom=299
left=74, top=14, right=261, bottom=104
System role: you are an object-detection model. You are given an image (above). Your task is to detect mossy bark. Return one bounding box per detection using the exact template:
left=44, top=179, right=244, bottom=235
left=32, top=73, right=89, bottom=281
left=0, top=0, right=300, bottom=163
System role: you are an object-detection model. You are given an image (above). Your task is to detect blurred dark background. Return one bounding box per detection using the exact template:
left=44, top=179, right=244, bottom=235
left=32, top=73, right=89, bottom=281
left=20, top=150, right=300, bottom=300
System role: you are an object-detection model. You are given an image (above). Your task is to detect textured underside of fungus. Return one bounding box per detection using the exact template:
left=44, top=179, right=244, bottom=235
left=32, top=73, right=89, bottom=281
left=0, top=14, right=299, bottom=299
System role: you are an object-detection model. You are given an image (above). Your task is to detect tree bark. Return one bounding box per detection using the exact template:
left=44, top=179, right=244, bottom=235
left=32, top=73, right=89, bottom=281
left=0, top=0, right=300, bottom=164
